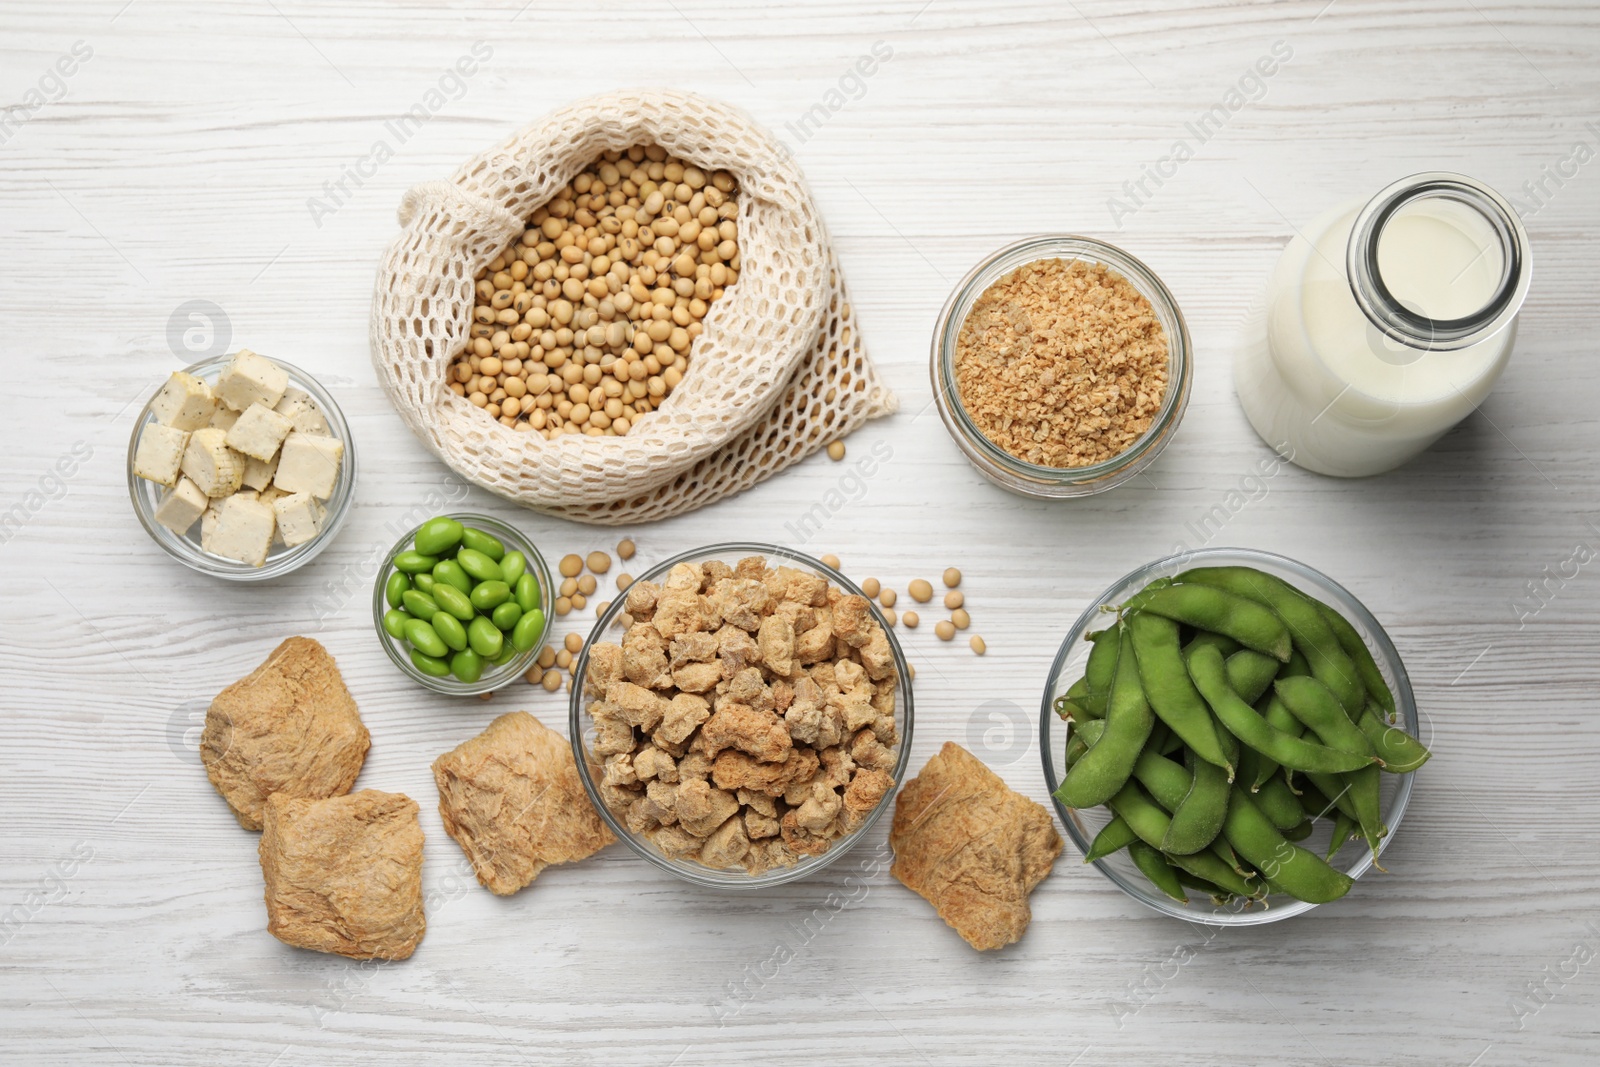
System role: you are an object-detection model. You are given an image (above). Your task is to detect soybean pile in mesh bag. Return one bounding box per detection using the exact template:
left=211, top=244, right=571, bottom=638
left=370, top=88, right=896, bottom=526
left=1053, top=565, right=1431, bottom=907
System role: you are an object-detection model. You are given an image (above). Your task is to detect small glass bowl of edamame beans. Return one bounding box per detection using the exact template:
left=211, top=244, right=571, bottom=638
left=372, top=513, right=553, bottom=696
left=1041, top=547, right=1421, bottom=925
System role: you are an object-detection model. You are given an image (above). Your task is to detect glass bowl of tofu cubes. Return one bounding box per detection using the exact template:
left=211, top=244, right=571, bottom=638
left=127, top=350, right=355, bottom=580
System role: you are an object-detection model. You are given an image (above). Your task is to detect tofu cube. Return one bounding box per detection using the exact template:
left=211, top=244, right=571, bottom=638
left=149, top=371, right=217, bottom=431
left=275, top=387, right=330, bottom=435
left=274, top=432, right=344, bottom=499
left=259, top=485, right=290, bottom=544
left=225, top=402, right=293, bottom=462
left=200, top=501, right=222, bottom=550
left=271, top=491, right=326, bottom=547
left=132, top=423, right=189, bottom=486
left=216, top=349, right=289, bottom=412
left=208, top=406, right=241, bottom=431
left=207, top=494, right=276, bottom=566
left=153, top=477, right=208, bottom=534
left=181, top=427, right=245, bottom=498
left=242, top=451, right=279, bottom=492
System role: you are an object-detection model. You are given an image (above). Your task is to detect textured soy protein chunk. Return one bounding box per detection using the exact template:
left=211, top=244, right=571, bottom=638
left=259, top=790, right=425, bottom=960
left=432, top=711, right=614, bottom=895
left=201, top=637, right=370, bottom=831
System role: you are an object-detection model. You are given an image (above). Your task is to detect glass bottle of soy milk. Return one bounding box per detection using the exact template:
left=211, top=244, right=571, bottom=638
left=1236, top=172, right=1531, bottom=476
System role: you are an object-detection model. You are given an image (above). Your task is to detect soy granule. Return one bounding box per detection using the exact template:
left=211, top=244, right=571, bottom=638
left=953, top=258, right=1168, bottom=468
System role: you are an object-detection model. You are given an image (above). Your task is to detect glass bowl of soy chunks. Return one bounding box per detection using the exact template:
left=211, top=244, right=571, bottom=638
left=1041, top=548, right=1429, bottom=924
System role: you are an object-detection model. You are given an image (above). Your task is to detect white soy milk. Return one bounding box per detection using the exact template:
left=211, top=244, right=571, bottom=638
left=1236, top=174, right=1529, bottom=477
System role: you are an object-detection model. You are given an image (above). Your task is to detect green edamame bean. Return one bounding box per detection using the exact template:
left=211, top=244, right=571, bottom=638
left=413, top=516, right=464, bottom=557
left=404, top=618, right=448, bottom=659
left=514, top=572, right=541, bottom=614
left=1180, top=567, right=1364, bottom=714
left=432, top=583, right=475, bottom=622
left=491, top=601, right=522, bottom=631
left=412, top=573, right=437, bottom=595
left=1356, top=704, right=1431, bottom=773
left=1056, top=627, right=1154, bottom=809
left=393, top=550, right=440, bottom=574
left=409, top=647, right=451, bottom=677
left=499, top=550, right=527, bottom=585
left=1128, top=840, right=1188, bottom=904
left=1189, top=645, right=1377, bottom=776
left=510, top=607, right=546, bottom=652
left=1126, top=612, right=1233, bottom=774
left=470, top=580, right=511, bottom=612
left=1221, top=787, right=1353, bottom=904
left=1084, top=815, right=1139, bottom=863
left=1225, top=649, right=1280, bottom=705
left=456, top=548, right=503, bottom=584
left=433, top=559, right=473, bottom=596
left=431, top=611, right=468, bottom=653
left=467, top=616, right=503, bottom=658
left=384, top=571, right=411, bottom=609
left=1082, top=629, right=1120, bottom=717
left=491, top=642, right=519, bottom=666
left=382, top=608, right=410, bottom=640
left=1126, top=583, right=1293, bottom=662
left=459, top=526, right=505, bottom=561
left=401, top=590, right=440, bottom=620
left=1314, top=600, right=1397, bottom=716
left=450, top=648, right=484, bottom=683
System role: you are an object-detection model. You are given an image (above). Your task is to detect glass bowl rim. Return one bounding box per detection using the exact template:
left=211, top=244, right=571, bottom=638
left=125, top=354, right=357, bottom=581
left=931, top=234, right=1193, bottom=485
left=371, top=511, right=553, bottom=696
left=568, top=540, right=915, bottom=890
left=1038, top=545, right=1418, bottom=925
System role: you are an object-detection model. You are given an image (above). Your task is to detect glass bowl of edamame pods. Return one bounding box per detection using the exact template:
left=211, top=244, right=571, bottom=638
left=1040, top=547, right=1423, bottom=925
left=372, top=513, right=552, bottom=695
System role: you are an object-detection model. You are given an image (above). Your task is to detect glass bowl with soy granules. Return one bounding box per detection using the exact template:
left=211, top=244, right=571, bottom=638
left=931, top=236, right=1192, bottom=497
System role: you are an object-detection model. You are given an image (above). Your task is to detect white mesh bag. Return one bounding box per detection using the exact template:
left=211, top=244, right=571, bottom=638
left=370, top=88, right=896, bottom=525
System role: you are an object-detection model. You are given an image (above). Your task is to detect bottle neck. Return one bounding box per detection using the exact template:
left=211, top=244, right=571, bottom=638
left=1345, top=172, right=1530, bottom=353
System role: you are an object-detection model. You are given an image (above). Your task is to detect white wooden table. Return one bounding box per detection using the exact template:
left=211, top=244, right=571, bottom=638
left=4, top=2, right=1597, bottom=1063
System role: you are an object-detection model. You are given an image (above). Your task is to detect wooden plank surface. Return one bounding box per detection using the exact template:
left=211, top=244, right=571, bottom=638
left=2, top=1, right=1598, bottom=1063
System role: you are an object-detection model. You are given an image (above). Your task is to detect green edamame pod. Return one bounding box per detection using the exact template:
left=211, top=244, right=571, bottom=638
left=456, top=548, right=503, bottom=584
left=404, top=618, right=449, bottom=659
left=401, top=590, right=440, bottom=620
left=1254, top=774, right=1308, bottom=832
left=1307, top=768, right=1383, bottom=859
left=1055, top=627, right=1154, bottom=809
left=514, top=572, right=541, bottom=614
left=470, top=580, right=512, bottom=612
left=1084, top=815, right=1138, bottom=862
left=384, top=571, right=411, bottom=609
left=1082, top=629, right=1120, bottom=717
left=1180, top=567, right=1365, bottom=714
left=409, top=648, right=451, bottom=677
left=1280, top=648, right=1311, bottom=678
left=1283, top=820, right=1313, bottom=842
left=1314, top=600, right=1397, bottom=716
left=1164, top=753, right=1229, bottom=855
left=449, top=648, right=484, bottom=683
left=433, top=559, right=473, bottom=595
left=1250, top=694, right=1307, bottom=789
left=510, top=607, right=546, bottom=652
left=499, top=550, right=527, bottom=586
left=1128, top=841, right=1188, bottom=904
left=1276, top=677, right=1385, bottom=855
left=431, top=611, right=468, bottom=653
left=412, top=573, right=437, bottom=595
left=1185, top=630, right=1242, bottom=659
left=382, top=608, right=410, bottom=640
left=1170, top=846, right=1263, bottom=901
left=467, top=616, right=503, bottom=658
left=1054, top=697, right=1086, bottom=721
left=491, top=601, right=523, bottom=631
left=1303, top=772, right=1360, bottom=822
left=413, top=516, right=464, bottom=557
left=1225, top=649, right=1280, bottom=705
left=1221, top=788, right=1353, bottom=904
left=1356, top=704, right=1431, bottom=773
left=1173, top=867, right=1235, bottom=904
left=1125, top=583, right=1292, bottom=662
left=1126, top=612, right=1232, bottom=774
left=432, top=584, right=476, bottom=622
left=1065, top=718, right=1107, bottom=769
left=459, top=526, right=505, bottom=561
left=393, top=550, right=439, bottom=574
left=1326, top=812, right=1357, bottom=861
left=1189, top=645, right=1378, bottom=776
